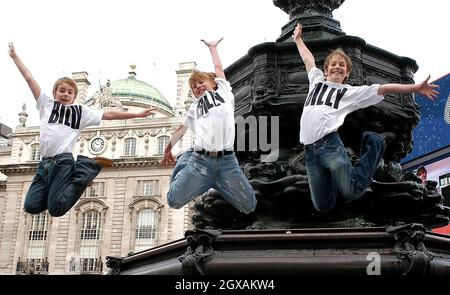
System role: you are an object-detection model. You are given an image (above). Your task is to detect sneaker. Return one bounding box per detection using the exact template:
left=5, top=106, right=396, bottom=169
left=93, top=157, right=113, bottom=168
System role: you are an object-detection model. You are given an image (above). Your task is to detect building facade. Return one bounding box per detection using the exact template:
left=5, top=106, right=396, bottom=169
left=0, top=62, right=197, bottom=274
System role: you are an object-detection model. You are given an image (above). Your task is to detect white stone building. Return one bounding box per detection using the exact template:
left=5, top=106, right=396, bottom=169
left=0, top=62, right=197, bottom=275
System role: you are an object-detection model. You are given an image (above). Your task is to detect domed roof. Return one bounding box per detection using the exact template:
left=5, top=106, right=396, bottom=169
left=87, top=65, right=174, bottom=116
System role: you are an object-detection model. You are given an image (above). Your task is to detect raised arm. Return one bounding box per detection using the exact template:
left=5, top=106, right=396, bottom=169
left=102, top=107, right=155, bottom=120
left=8, top=42, right=41, bottom=100
left=201, top=38, right=225, bottom=79
left=160, top=125, right=189, bottom=167
left=293, top=23, right=316, bottom=73
left=377, top=75, right=439, bottom=100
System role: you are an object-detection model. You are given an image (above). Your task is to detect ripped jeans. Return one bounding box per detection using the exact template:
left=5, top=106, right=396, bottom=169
left=167, top=151, right=257, bottom=214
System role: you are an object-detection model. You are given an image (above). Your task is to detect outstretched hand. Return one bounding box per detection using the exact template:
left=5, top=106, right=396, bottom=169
left=292, top=23, right=303, bottom=42
left=137, top=107, right=157, bottom=118
left=160, top=150, right=176, bottom=167
left=417, top=75, right=439, bottom=100
left=201, top=38, right=223, bottom=48
left=8, top=42, right=16, bottom=58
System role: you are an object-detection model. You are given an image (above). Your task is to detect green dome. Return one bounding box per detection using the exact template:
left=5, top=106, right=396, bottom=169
left=110, top=71, right=172, bottom=111
left=85, top=65, right=174, bottom=116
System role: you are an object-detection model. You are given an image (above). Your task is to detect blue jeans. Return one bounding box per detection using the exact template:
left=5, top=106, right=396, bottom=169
left=170, top=149, right=193, bottom=182
left=24, top=153, right=102, bottom=217
left=304, top=131, right=385, bottom=212
left=167, top=151, right=257, bottom=214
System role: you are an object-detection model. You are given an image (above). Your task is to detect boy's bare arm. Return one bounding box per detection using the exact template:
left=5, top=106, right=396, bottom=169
left=161, top=125, right=188, bottom=166
left=293, top=23, right=316, bottom=73
left=8, top=42, right=41, bottom=100
left=102, top=107, right=155, bottom=120
left=378, top=75, right=439, bottom=100
left=201, top=38, right=226, bottom=79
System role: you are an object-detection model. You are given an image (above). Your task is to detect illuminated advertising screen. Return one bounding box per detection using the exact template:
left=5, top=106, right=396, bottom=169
left=402, top=74, right=450, bottom=163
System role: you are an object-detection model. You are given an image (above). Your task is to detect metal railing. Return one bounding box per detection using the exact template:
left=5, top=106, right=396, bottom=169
left=69, top=257, right=103, bottom=274
left=16, top=259, right=49, bottom=275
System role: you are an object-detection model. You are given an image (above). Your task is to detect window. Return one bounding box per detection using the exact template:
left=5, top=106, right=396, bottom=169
left=79, top=210, right=101, bottom=272
left=136, top=180, right=159, bottom=196
left=124, top=138, right=137, bottom=156
left=30, top=144, right=40, bottom=161
left=85, top=182, right=105, bottom=198
left=27, top=213, right=48, bottom=262
left=157, top=136, right=170, bottom=154
left=81, top=210, right=100, bottom=240
left=134, top=208, right=156, bottom=252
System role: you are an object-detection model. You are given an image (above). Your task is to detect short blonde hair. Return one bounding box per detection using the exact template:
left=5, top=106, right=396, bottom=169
left=324, top=48, right=352, bottom=83
left=188, top=70, right=216, bottom=94
left=52, top=77, right=78, bottom=98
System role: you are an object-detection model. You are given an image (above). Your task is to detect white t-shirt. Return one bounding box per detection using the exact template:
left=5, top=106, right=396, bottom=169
left=37, top=92, right=104, bottom=157
left=300, top=67, right=384, bottom=145
left=183, top=78, right=235, bottom=151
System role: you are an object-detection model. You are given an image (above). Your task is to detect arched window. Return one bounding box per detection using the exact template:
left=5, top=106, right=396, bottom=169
left=134, top=208, right=156, bottom=252
left=124, top=138, right=137, bottom=156
left=157, top=136, right=169, bottom=155
left=30, top=144, right=40, bottom=161
left=128, top=198, right=163, bottom=253
left=79, top=210, right=102, bottom=273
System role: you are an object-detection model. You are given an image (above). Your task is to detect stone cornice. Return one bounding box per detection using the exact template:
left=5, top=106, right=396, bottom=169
left=0, top=147, right=12, bottom=155
left=0, top=163, right=38, bottom=175
left=10, top=118, right=183, bottom=141
left=113, top=157, right=173, bottom=169
left=96, top=117, right=182, bottom=130
left=0, top=157, right=174, bottom=175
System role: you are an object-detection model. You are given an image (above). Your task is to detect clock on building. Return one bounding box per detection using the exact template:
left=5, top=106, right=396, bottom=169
left=90, top=137, right=106, bottom=154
